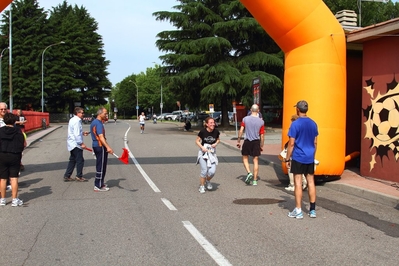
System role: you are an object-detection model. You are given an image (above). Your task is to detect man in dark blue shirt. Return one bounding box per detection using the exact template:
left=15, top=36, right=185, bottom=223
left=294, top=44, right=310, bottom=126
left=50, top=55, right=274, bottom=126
left=90, top=107, right=114, bottom=192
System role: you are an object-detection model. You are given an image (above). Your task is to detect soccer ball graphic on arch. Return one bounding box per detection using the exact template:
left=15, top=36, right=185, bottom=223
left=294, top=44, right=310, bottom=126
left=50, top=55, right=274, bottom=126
left=364, top=78, right=399, bottom=170
left=370, top=96, right=399, bottom=142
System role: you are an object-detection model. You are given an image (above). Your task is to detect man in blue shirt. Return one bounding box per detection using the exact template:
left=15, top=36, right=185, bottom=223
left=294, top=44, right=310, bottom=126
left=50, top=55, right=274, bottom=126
left=285, top=100, right=318, bottom=219
left=64, top=107, right=89, bottom=182
left=90, top=107, right=114, bottom=191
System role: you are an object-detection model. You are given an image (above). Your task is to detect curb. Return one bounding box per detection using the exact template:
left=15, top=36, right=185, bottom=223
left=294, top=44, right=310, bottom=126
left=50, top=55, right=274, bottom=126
left=26, top=125, right=63, bottom=148
left=323, top=182, right=399, bottom=208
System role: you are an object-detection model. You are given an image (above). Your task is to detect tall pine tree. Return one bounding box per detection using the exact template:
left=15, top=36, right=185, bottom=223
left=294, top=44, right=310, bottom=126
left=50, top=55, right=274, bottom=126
left=0, top=0, right=111, bottom=112
left=46, top=1, right=111, bottom=113
left=0, top=0, right=50, bottom=110
left=154, top=0, right=283, bottom=126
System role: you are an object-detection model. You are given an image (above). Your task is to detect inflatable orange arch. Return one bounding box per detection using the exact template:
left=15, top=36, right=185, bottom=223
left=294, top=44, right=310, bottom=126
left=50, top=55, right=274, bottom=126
left=240, top=0, right=347, bottom=176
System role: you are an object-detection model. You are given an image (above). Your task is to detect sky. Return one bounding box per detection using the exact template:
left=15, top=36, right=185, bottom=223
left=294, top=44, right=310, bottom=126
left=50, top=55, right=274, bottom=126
left=38, top=0, right=178, bottom=86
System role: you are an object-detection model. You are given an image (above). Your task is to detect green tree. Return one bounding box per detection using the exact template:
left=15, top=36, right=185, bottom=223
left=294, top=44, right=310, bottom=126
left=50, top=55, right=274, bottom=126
left=0, top=0, right=50, bottom=110
left=136, top=66, right=175, bottom=115
left=112, top=66, right=176, bottom=118
left=0, top=0, right=111, bottom=113
left=154, top=0, right=283, bottom=127
left=46, top=1, right=111, bottom=113
left=113, top=75, right=138, bottom=118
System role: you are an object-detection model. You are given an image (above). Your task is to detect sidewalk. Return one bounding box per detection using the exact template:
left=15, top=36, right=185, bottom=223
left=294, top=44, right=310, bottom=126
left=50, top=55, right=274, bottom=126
left=27, top=124, right=399, bottom=209
left=26, top=124, right=64, bottom=148
left=217, top=127, right=399, bottom=209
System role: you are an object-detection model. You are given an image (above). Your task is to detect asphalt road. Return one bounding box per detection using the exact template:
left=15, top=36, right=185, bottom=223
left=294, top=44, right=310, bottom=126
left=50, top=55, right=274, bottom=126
left=1, top=120, right=398, bottom=266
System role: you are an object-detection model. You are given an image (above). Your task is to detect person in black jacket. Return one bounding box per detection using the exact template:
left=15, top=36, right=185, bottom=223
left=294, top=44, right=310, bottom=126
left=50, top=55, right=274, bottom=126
left=0, top=113, right=26, bottom=207
left=184, top=118, right=191, bottom=131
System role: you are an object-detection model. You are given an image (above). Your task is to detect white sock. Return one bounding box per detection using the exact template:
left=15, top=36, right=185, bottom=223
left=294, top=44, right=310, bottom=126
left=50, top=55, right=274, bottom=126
left=295, top=207, right=302, bottom=213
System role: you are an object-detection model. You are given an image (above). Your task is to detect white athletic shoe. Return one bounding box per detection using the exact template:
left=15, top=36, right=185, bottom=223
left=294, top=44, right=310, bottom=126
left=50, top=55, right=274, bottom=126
left=11, top=198, right=23, bottom=207
left=0, top=198, right=6, bottom=206
left=94, top=186, right=110, bottom=192
left=285, top=185, right=294, bottom=191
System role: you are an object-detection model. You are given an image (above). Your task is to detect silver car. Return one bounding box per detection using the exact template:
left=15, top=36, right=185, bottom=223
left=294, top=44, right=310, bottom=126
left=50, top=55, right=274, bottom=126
left=157, top=113, right=171, bottom=120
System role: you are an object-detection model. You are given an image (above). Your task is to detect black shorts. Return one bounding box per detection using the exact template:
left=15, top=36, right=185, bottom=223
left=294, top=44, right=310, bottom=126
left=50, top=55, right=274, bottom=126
left=241, top=139, right=261, bottom=157
left=290, top=159, right=315, bottom=176
left=0, top=152, right=22, bottom=179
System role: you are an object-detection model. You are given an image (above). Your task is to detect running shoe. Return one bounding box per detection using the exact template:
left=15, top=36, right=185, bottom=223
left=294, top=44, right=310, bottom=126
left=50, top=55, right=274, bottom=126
left=199, top=185, right=206, bottom=194
left=308, top=210, right=317, bottom=218
left=0, top=198, right=6, bottom=206
left=252, top=180, right=257, bottom=186
left=288, top=209, right=303, bottom=219
left=206, top=181, right=213, bottom=190
left=6, top=185, right=12, bottom=191
left=245, top=172, right=253, bottom=184
left=11, top=198, right=23, bottom=207
left=285, top=185, right=294, bottom=191
left=94, top=186, right=110, bottom=192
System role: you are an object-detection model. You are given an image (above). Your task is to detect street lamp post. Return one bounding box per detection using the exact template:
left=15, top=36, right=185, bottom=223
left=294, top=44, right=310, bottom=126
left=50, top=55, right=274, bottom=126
left=129, top=80, right=139, bottom=118
left=160, top=84, right=163, bottom=117
left=152, top=62, right=163, bottom=116
left=0, top=47, right=9, bottom=102
left=41, top=41, right=65, bottom=112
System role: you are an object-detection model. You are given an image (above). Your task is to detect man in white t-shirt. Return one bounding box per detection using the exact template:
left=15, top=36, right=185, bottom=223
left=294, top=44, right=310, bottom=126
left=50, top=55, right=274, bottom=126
left=139, top=112, right=146, bottom=134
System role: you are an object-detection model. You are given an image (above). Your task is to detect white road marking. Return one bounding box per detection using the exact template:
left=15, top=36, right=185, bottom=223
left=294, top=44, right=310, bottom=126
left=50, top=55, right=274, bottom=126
left=182, top=221, right=232, bottom=266
left=122, top=123, right=229, bottom=264
left=123, top=123, right=161, bottom=193
left=161, top=198, right=177, bottom=211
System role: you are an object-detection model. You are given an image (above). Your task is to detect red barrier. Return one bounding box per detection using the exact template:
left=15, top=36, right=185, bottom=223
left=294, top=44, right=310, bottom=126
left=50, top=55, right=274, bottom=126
left=11, top=110, right=49, bottom=133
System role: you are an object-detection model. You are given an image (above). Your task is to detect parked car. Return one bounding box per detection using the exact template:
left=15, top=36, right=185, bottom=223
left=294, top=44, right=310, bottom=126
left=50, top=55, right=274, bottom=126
left=179, top=112, right=194, bottom=122
left=164, top=110, right=185, bottom=121
left=171, top=110, right=184, bottom=121
left=210, top=111, right=221, bottom=123
left=165, top=113, right=176, bottom=120
left=157, top=113, right=171, bottom=120
left=196, top=112, right=209, bottom=121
